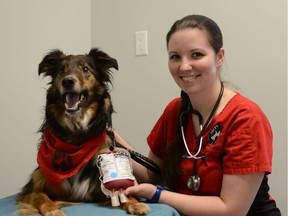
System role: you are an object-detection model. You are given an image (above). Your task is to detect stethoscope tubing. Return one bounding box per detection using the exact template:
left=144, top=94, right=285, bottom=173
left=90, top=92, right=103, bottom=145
left=180, top=82, right=224, bottom=160
left=180, top=82, right=224, bottom=191
left=180, top=109, right=204, bottom=159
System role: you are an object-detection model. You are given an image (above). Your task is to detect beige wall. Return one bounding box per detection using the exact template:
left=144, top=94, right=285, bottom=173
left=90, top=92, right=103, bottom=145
left=0, top=0, right=91, bottom=197
left=91, top=0, right=287, bottom=215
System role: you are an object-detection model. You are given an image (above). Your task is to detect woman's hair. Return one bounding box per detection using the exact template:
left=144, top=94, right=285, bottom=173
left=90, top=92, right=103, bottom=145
left=166, top=14, right=223, bottom=53
left=162, top=15, right=223, bottom=190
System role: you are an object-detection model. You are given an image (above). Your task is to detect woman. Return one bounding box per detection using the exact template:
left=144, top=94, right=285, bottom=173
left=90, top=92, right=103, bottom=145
left=115, top=15, right=281, bottom=216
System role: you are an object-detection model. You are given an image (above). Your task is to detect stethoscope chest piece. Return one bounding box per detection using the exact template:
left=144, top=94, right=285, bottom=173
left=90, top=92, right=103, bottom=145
left=187, top=175, right=200, bottom=191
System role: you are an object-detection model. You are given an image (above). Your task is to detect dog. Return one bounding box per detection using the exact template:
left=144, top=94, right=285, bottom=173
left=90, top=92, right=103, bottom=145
left=16, top=48, right=150, bottom=216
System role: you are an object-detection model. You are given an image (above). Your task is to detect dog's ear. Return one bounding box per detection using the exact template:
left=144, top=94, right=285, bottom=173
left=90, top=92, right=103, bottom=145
left=38, top=49, right=65, bottom=77
left=88, top=48, right=119, bottom=71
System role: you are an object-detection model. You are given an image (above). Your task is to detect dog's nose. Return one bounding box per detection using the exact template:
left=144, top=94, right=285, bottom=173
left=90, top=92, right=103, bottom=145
left=62, top=77, right=75, bottom=89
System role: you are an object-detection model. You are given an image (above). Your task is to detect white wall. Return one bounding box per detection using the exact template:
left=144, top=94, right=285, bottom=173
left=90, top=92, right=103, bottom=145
left=91, top=0, right=287, bottom=215
left=0, top=0, right=91, bottom=198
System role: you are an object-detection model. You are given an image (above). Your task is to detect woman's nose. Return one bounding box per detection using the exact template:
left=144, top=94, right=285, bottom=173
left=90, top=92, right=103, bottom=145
left=179, top=60, right=192, bottom=71
left=179, top=58, right=192, bottom=71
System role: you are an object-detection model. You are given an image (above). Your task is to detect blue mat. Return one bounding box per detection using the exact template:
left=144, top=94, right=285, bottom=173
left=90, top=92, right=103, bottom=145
left=0, top=194, right=180, bottom=216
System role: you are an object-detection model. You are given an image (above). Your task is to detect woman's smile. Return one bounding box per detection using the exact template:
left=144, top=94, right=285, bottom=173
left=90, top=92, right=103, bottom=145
left=181, top=74, right=200, bottom=81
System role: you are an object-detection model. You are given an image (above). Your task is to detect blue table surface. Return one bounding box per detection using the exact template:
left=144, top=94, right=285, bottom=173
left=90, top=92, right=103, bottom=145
left=0, top=194, right=181, bottom=216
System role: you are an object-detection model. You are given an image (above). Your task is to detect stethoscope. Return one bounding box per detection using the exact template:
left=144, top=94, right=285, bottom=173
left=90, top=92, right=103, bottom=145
left=180, top=82, right=224, bottom=191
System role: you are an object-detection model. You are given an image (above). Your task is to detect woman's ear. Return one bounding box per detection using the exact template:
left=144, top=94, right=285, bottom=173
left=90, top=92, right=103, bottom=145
left=217, top=48, right=225, bottom=67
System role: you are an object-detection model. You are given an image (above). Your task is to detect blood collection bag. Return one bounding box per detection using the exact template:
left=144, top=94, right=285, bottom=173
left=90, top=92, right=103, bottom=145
left=97, top=147, right=136, bottom=207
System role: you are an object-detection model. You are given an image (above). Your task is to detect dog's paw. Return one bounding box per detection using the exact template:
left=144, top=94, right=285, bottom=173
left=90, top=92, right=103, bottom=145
left=128, top=202, right=150, bottom=215
left=123, top=202, right=150, bottom=215
left=45, top=209, right=66, bottom=216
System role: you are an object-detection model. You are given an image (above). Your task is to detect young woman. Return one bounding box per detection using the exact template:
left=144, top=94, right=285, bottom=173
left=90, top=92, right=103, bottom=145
left=114, top=15, right=281, bottom=216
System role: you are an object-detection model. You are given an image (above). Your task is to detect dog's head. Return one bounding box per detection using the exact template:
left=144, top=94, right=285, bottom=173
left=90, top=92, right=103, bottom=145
left=39, top=48, right=118, bottom=138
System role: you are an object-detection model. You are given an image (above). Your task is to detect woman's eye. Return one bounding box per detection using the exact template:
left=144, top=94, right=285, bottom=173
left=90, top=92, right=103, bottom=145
left=169, top=54, right=180, bottom=60
left=192, top=52, right=203, bottom=58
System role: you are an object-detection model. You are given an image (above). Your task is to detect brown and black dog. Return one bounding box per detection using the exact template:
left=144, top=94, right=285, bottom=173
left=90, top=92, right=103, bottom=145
left=16, top=48, right=149, bottom=215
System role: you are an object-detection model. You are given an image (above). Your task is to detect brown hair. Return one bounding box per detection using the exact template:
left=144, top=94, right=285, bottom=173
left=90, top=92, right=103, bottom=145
left=166, top=14, right=223, bottom=53
left=162, top=15, right=224, bottom=190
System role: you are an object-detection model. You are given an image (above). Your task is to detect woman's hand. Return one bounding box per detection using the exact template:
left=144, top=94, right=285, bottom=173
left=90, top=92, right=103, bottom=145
left=124, top=183, right=157, bottom=200
left=124, top=173, right=265, bottom=216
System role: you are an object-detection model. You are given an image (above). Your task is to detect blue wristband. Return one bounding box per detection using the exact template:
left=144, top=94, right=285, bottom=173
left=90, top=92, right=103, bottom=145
left=147, top=185, right=163, bottom=203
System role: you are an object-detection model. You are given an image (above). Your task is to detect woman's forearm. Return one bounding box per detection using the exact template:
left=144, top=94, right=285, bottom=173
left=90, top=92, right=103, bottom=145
left=112, top=130, right=155, bottom=183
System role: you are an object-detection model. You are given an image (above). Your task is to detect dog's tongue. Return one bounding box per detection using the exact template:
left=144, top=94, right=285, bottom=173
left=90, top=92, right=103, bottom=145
left=66, top=93, right=80, bottom=108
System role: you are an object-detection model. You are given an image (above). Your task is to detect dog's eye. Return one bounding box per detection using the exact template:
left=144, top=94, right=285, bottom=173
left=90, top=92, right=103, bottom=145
left=83, top=66, right=89, bottom=73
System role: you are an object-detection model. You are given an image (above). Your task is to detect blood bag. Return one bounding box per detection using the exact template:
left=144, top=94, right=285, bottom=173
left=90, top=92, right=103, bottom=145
left=97, top=147, right=136, bottom=206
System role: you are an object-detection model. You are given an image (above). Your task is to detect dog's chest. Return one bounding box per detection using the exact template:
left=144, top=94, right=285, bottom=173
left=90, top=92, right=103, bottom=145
left=61, top=156, right=101, bottom=201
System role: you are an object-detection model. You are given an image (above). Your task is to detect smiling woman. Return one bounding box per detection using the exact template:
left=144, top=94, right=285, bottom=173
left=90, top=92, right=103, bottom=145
left=167, top=27, right=224, bottom=104
left=114, top=14, right=282, bottom=216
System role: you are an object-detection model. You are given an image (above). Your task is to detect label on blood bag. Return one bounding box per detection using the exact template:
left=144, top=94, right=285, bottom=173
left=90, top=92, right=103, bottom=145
left=97, top=148, right=135, bottom=184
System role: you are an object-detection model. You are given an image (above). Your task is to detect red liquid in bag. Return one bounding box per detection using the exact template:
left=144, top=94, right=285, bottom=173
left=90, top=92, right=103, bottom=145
left=104, top=179, right=134, bottom=191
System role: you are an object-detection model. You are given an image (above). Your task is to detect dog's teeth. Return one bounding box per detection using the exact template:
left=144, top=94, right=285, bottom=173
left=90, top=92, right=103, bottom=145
left=80, top=94, right=85, bottom=102
left=65, top=93, right=86, bottom=112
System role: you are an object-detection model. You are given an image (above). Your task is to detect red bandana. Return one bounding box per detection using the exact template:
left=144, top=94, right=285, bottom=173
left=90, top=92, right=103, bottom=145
left=37, top=128, right=107, bottom=188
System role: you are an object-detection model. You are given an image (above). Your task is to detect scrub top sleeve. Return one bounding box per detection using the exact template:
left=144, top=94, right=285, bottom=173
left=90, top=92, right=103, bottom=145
left=223, top=103, right=273, bottom=175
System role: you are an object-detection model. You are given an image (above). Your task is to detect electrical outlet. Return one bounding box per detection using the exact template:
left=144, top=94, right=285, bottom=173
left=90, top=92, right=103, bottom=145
left=135, top=31, right=148, bottom=56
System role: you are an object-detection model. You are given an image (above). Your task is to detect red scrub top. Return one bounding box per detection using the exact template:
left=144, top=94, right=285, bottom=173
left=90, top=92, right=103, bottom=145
left=147, top=93, right=273, bottom=196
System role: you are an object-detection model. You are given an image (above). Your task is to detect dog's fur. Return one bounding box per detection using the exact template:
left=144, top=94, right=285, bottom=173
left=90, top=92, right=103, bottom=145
left=16, top=48, right=149, bottom=216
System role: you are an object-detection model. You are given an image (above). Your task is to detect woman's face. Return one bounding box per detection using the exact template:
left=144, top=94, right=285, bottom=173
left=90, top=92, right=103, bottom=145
left=167, top=28, right=224, bottom=96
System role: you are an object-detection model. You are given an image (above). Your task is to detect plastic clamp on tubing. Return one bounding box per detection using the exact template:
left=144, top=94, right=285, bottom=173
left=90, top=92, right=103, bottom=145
left=147, top=185, right=163, bottom=203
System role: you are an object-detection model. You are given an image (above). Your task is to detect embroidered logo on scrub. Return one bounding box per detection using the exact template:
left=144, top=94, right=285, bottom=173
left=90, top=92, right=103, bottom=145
left=208, top=123, right=221, bottom=144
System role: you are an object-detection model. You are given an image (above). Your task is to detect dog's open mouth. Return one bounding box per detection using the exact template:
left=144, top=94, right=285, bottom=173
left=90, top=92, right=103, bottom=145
left=64, top=92, right=86, bottom=113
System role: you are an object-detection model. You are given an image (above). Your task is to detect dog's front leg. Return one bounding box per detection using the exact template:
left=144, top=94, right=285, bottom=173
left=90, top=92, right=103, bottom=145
left=38, top=193, right=66, bottom=216
left=18, top=192, right=67, bottom=216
